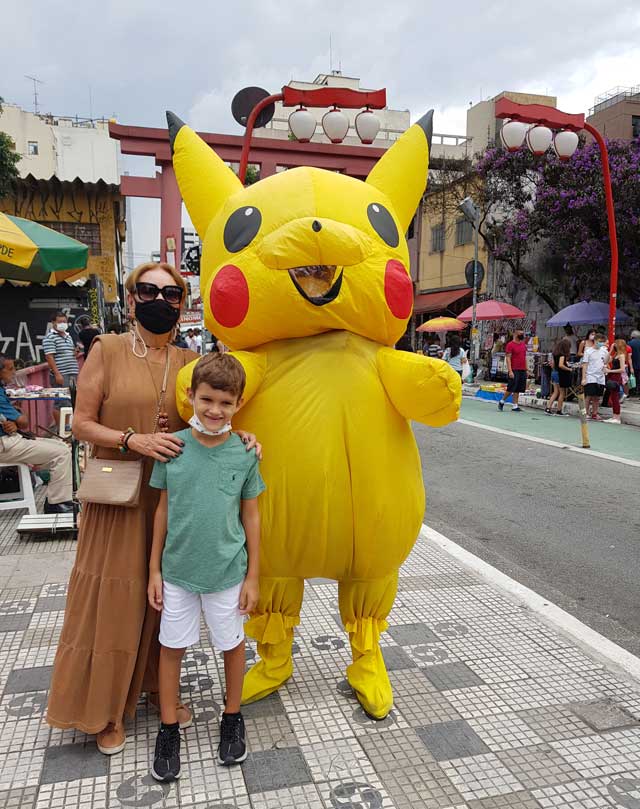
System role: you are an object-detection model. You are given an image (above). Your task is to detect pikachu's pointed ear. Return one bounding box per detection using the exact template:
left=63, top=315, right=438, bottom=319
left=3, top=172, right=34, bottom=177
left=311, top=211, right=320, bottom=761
left=366, top=110, right=433, bottom=232
left=167, top=111, right=243, bottom=237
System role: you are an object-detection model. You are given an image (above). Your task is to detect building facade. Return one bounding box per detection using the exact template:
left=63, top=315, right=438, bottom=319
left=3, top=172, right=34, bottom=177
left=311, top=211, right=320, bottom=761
left=0, top=103, right=124, bottom=305
left=0, top=103, right=119, bottom=184
left=586, top=86, right=640, bottom=141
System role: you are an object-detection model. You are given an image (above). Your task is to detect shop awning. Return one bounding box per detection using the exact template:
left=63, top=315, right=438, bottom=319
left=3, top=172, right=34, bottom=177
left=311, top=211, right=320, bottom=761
left=413, top=287, right=471, bottom=314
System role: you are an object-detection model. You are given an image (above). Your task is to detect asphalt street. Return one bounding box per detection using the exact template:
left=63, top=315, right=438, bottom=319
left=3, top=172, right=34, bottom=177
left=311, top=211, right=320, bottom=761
left=415, top=417, right=640, bottom=657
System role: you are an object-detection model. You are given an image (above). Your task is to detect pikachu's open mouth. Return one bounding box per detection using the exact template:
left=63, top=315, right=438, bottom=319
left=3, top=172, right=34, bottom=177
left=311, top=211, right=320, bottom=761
left=288, top=265, right=343, bottom=306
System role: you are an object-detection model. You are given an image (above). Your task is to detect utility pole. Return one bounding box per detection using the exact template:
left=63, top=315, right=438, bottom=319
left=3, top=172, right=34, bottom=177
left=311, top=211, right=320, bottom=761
left=458, top=196, right=481, bottom=363
left=25, top=75, right=44, bottom=115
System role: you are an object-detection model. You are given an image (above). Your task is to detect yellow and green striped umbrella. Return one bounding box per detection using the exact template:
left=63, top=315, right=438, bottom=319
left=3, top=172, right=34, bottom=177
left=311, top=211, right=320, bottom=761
left=0, top=213, right=89, bottom=285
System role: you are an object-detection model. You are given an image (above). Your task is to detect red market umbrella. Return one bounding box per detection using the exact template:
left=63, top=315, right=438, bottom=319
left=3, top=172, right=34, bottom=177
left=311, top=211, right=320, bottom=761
left=458, top=300, right=525, bottom=322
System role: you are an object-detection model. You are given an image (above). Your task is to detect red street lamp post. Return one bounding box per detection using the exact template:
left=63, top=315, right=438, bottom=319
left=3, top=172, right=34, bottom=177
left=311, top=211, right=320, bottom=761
left=237, top=85, right=387, bottom=185
left=495, top=98, right=619, bottom=344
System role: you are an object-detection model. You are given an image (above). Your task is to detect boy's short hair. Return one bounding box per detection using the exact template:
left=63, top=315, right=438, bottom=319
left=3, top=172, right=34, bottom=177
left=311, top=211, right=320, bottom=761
left=191, top=353, right=246, bottom=400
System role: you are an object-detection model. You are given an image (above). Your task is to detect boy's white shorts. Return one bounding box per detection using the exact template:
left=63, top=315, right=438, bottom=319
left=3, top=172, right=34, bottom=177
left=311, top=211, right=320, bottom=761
left=159, top=580, right=245, bottom=651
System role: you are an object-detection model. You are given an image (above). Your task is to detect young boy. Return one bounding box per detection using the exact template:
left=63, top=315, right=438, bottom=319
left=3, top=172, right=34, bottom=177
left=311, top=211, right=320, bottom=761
left=147, top=353, right=265, bottom=781
left=581, top=331, right=609, bottom=421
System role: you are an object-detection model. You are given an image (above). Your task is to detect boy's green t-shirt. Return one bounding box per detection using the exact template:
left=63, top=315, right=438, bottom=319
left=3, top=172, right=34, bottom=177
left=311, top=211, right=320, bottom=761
left=149, top=429, right=265, bottom=594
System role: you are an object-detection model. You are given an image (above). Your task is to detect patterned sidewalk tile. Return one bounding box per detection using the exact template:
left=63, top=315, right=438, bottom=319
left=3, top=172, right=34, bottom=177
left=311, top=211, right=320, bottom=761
left=440, top=753, right=525, bottom=801
left=35, top=777, right=108, bottom=809
left=1, top=518, right=640, bottom=807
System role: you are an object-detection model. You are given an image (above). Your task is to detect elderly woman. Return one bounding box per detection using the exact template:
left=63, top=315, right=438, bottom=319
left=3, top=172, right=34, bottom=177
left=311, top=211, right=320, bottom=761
left=47, top=262, right=259, bottom=754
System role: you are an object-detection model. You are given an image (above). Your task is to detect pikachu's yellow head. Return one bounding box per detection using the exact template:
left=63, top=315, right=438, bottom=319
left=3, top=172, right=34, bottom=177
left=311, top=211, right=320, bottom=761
left=168, top=110, right=432, bottom=349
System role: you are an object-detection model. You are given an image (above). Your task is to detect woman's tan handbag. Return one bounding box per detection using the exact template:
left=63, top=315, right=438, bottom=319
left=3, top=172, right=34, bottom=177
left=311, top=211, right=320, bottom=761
left=77, top=458, right=144, bottom=508
left=76, top=345, right=173, bottom=508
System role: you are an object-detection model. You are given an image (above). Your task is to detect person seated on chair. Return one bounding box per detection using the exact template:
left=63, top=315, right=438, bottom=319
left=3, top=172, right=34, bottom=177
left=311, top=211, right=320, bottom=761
left=0, top=354, right=73, bottom=513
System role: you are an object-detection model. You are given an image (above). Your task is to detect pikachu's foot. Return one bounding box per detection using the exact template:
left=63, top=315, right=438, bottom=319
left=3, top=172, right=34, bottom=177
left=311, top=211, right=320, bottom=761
left=347, top=646, right=393, bottom=720
left=241, top=654, right=293, bottom=705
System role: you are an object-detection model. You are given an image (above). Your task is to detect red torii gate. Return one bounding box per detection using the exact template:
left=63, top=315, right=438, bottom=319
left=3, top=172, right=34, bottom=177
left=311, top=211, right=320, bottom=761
left=109, top=122, right=385, bottom=265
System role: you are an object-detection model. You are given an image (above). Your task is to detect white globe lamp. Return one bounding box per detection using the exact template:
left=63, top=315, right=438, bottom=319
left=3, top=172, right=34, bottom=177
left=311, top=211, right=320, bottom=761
left=553, top=130, right=579, bottom=161
left=355, top=108, right=380, bottom=144
left=288, top=107, right=316, bottom=143
left=499, top=120, right=528, bottom=152
left=526, top=125, right=553, bottom=156
left=322, top=107, right=349, bottom=143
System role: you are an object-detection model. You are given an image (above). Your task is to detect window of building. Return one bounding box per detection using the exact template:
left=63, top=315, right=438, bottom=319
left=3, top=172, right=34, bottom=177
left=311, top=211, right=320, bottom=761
left=27, top=141, right=39, bottom=156
left=633, top=116, right=640, bottom=139
left=455, top=217, right=473, bottom=246
left=431, top=223, right=445, bottom=253
left=407, top=216, right=415, bottom=240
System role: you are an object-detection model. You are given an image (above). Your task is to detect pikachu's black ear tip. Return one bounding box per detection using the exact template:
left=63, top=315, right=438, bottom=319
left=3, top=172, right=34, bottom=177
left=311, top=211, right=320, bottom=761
left=166, top=111, right=186, bottom=154
left=415, top=110, right=433, bottom=151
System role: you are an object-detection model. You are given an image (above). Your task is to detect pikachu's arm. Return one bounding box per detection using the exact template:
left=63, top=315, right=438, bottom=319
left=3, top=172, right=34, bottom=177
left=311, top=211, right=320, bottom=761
left=176, top=351, right=266, bottom=423
left=376, top=347, right=461, bottom=427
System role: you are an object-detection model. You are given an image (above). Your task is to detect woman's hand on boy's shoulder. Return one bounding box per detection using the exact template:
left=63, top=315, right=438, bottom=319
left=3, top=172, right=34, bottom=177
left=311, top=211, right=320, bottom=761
left=239, top=575, right=259, bottom=615
left=234, top=431, right=263, bottom=460
left=148, top=570, right=163, bottom=612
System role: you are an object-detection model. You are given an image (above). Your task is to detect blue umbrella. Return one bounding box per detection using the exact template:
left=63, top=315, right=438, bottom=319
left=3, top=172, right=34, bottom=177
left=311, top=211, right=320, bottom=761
left=546, top=300, right=631, bottom=327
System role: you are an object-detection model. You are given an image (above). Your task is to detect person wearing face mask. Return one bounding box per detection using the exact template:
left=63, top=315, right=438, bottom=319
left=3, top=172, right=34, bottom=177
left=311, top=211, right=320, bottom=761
left=577, top=330, right=596, bottom=360
left=42, top=311, right=80, bottom=424
left=497, top=330, right=528, bottom=413
left=46, top=262, right=263, bottom=757
left=581, top=330, right=610, bottom=421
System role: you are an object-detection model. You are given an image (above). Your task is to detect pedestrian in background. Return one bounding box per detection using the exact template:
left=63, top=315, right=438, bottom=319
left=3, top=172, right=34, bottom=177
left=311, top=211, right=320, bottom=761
left=193, top=328, right=203, bottom=354
left=581, top=331, right=609, bottom=421
left=442, top=335, right=466, bottom=377
left=545, top=337, right=571, bottom=416
left=577, top=329, right=596, bottom=360
left=602, top=340, right=626, bottom=424
left=426, top=335, right=443, bottom=358
left=77, top=317, right=102, bottom=360
left=0, top=354, right=73, bottom=513
left=43, top=311, right=79, bottom=429
left=629, top=330, right=640, bottom=396
left=564, top=324, right=579, bottom=361
left=497, top=329, right=528, bottom=413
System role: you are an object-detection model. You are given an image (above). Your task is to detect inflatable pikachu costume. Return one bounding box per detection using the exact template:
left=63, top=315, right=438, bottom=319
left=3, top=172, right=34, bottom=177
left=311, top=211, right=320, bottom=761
left=168, top=109, right=461, bottom=718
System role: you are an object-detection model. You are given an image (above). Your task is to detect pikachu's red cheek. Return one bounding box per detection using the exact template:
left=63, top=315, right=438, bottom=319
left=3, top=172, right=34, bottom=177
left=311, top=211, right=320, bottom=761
left=384, top=260, right=413, bottom=319
left=211, top=265, right=250, bottom=328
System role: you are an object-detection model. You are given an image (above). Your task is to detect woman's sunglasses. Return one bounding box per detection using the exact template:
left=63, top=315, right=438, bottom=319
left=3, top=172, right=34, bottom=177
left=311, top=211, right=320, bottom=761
left=135, top=282, right=184, bottom=305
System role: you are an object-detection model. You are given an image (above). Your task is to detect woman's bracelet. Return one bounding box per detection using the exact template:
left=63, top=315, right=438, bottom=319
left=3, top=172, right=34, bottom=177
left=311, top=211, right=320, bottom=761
left=118, top=427, right=136, bottom=454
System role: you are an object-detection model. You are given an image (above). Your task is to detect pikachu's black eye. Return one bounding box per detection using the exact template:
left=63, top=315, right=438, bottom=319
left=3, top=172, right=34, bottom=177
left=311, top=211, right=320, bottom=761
left=223, top=206, right=262, bottom=253
left=367, top=203, right=399, bottom=248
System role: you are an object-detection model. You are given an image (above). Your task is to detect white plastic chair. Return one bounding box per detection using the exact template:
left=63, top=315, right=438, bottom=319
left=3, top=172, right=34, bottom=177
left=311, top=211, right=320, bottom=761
left=58, top=407, right=73, bottom=438
left=0, top=463, right=37, bottom=515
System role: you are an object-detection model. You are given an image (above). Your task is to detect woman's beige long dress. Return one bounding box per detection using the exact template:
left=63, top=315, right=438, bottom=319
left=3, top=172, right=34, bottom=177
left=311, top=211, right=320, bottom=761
left=47, top=333, right=197, bottom=733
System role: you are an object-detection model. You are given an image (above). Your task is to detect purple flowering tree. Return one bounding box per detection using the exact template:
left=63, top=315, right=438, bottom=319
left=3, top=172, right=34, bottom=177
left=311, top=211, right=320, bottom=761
left=474, top=138, right=640, bottom=312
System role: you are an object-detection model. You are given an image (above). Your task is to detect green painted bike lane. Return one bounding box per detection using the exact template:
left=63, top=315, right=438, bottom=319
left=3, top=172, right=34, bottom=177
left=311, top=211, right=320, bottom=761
left=459, top=397, right=640, bottom=462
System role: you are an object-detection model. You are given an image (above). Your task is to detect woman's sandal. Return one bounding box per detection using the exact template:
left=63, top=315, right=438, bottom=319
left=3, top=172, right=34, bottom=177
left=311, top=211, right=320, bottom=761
left=97, top=723, right=126, bottom=755
left=148, top=693, right=193, bottom=729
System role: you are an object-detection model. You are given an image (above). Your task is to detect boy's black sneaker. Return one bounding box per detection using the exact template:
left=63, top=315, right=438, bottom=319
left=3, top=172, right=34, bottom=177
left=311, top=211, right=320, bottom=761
left=497, top=401, right=504, bottom=412
left=152, top=722, right=181, bottom=781
left=218, top=712, right=247, bottom=765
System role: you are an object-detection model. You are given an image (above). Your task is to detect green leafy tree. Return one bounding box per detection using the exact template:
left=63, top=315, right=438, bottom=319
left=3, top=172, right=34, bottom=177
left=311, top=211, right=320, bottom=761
left=0, top=97, right=21, bottom=199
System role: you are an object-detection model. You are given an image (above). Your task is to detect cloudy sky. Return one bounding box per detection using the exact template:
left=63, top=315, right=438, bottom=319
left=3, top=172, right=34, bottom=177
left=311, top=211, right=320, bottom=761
left=2, top=0, right=640, bottom=262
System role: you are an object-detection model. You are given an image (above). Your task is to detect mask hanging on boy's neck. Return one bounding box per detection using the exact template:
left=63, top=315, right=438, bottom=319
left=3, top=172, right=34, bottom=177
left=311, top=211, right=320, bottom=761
left=189, top=413, right=232, bottom=437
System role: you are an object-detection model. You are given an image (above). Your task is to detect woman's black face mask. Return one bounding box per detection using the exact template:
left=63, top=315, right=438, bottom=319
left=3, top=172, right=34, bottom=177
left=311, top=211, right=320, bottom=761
left=135, top=299, right=180, bottom=335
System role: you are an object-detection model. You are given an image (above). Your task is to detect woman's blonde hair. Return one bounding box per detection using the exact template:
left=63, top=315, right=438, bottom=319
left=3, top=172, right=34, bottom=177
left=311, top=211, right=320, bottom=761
left=614, top=339, right=628, bottom=358
left=125, top=262, right=187, bottom=297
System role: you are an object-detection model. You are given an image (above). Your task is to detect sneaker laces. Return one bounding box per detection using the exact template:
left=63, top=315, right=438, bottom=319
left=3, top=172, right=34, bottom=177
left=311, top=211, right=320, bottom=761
left=221, top=715, right=242, bottom=744
left=158, top=727, right=179, bottom=758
